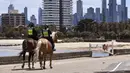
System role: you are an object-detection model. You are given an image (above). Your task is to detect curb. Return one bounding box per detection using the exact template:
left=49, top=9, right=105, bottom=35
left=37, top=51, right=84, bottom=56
left=0, top=51, right=92, bottom=65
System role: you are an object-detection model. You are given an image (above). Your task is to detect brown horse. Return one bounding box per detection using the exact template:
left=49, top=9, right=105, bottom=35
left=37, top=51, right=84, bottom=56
left=34, top=32, right=58, bottom=69
left=19, top=38, right=37, bottom=69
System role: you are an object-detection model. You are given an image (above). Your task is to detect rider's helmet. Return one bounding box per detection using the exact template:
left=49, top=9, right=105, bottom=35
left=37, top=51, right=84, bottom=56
left=44, top=25, right=49, bottom=30
left=28, top=22, right=35, bottom=28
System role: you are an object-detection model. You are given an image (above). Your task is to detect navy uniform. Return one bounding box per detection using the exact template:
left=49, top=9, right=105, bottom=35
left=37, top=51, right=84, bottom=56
left=27, top=23, right=38, bottom=40
left=42, top=27, right=56, bottom=51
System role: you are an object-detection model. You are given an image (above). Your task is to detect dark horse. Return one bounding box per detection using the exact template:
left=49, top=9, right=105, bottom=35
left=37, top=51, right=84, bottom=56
left=19, top=38, right=37, bottom=69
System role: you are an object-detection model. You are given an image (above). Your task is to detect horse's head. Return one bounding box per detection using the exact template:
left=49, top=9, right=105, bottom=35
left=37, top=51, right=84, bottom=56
left=52, top=31, right=58, bottom=43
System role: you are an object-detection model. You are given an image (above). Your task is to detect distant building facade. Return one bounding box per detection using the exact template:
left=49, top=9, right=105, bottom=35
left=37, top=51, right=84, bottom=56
left=84, top=7, right=95, bottom=20
left=1, top=13, right=25, bottom=32
left=77, top=0, right=83, bottom=22
left=121, top=0, right=128, bottom=22
left=95, top=8, right=101, bottom=23
left=108, top=0, right=117, bottom=22
left=42, top=0, right=72, bottom=29
left=72, top=13, right=78, bottom=25
left=102, top=0, right=107, bottom=22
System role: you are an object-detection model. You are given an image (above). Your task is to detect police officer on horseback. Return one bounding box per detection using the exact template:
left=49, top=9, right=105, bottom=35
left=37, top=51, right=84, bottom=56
left=27, top=22, right=38, bottom=41
left=41, top=25, right=56, bottom=51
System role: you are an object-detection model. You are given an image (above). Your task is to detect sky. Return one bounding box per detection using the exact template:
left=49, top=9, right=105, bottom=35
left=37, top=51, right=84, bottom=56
left=0, top=0, right=130, bottom=20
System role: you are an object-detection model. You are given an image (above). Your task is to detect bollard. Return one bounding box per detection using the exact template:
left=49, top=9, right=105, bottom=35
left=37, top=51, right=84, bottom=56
left=89, top=43, right=91, bottom=51
left=111, top=40, right=114, bottom=55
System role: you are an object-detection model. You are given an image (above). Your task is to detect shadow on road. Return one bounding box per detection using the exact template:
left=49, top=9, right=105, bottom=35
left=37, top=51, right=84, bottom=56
left=12, top=68, right=43, bottom=71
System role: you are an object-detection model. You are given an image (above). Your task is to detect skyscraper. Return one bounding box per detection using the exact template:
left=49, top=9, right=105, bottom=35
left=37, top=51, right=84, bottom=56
left=72, top=13, right=78, bottom=25
left=77, top=0, right=83, bottom=22
left=84, top=7, right=95, bottom=20
left=38, top=7, right=43, bottom=25
left=95, top=8, right=101, bottom=23
left=108, top=0, right=117, bottom=22
left=24, top=7, right=28, bottom=25
left=0, top=16, right=1, bottom=26
left=42, top=0, right=72, bottom=30
left=102, top=0, right=107, bottom=22
left=8, top=4, right=14, bottom=13
left=117, top=5, right=122, bottom=22
left=121, top=0, right=127, bottom=22
left=125, top=7, right=128, bottom=21
left=106, top=9, right=109, bottom=22
left=30, top=15, right=37, bottom=25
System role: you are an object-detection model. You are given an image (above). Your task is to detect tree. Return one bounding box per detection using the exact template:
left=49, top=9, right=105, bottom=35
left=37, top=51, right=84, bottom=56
left=77, top=19, right=95, bottom=32
left=120, top=30, right=130, bottom=39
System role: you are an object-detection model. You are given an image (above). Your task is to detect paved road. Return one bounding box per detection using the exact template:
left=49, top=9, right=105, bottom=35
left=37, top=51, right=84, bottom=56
left=102, top=59, right=130, bottom=72
left=1, top=55, right=130, bottom=73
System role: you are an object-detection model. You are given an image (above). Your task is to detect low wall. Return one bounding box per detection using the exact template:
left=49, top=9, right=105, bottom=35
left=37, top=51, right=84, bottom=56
left=114, top=49, right=130, bottom=55
left=1, top=49, right=130, bottom=65
left=0, top=51, right=92, bottom=65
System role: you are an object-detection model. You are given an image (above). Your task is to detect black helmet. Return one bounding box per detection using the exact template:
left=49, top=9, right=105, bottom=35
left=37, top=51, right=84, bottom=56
left=44, top=25, right=48, bottom=29
left=28, top=22, right=35, bottom=27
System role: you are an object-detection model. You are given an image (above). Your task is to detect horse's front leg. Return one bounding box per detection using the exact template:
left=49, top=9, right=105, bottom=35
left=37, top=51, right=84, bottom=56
left=43, top=54, right=46, bottom=69
left=22, top=52, right=26, bottom=69
left=32, top=53, right=35, bottom=69
left=39, top=51, right=43, bottom=69
left=28, top=52, right=31, bottom=69
left=50, top=53, right=53, bottom=69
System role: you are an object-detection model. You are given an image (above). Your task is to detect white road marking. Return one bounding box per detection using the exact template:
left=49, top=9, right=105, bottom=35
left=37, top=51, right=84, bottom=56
left=111, top=62, right=122, bottom=72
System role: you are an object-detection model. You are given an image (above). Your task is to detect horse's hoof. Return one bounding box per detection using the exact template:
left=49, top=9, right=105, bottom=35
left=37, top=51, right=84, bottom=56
left=32, top=67, right=35, bottom=69
left=28, top=67, right=31, bottom=70
left=22, top=66, right=24, bottom=69
left=50, top=66, right=53, bottom=69
left=41, top=67, right=43, bottom=70
left=43, top=67, right=46, bottom=69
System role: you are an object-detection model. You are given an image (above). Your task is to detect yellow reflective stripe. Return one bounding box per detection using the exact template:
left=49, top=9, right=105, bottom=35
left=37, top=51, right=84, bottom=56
left=43, top=31, right=49, bottom=37
left=28, top=29, right=33, bottom=35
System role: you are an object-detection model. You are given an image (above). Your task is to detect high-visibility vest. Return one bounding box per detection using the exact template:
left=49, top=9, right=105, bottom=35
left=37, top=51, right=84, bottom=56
left=43, top=30, right=49, bottom=37
left=28, top=28, right=33, bottom=35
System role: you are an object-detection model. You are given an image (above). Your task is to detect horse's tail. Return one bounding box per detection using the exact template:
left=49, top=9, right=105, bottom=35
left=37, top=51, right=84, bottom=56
left=19, top=40, right=27, bottom=58
left=34, top=40, right=42, bottom=63
left=19, top=51, right=24, bottom=58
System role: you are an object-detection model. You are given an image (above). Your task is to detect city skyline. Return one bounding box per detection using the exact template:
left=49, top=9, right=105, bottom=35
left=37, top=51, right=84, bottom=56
left=42, top=0, right=72, bottom=27
left=0, top=0, right=130, bottom=20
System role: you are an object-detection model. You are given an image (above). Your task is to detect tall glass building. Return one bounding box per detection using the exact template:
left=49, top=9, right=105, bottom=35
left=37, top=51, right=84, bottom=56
left=121, top=0, right=127, bottom=22
left=95, top=8, right=101, bottom=23
left=38, top=7, right=43, bottom=25
left=102, top=0, right=107, bottom=22
left=77, top=0, right=83, bottom=22
left=42, top=0, right=72, bottom=28
left=24, top=7, right=28, bottom=25
left=108, top=0, right=117, bottom=22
